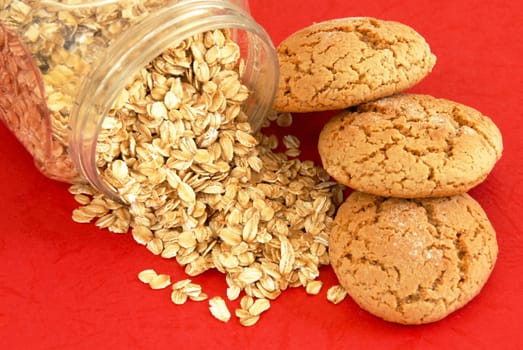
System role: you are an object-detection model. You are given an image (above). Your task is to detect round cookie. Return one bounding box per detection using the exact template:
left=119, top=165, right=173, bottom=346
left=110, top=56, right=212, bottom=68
left=273, top=17, right=436, bottom=113
left=318, top=93, right=503, bottom=198
left=328, top=191, right=498, bottom=325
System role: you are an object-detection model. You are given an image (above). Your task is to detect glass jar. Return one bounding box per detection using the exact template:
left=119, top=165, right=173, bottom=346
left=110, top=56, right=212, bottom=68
left=0, top=0, right=278, bottom=200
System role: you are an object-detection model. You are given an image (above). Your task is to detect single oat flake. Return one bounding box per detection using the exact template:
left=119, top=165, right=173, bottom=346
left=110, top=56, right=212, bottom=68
left=209, top=296, right=231, bottom=322
left=326, top=285, right=348, bottom=304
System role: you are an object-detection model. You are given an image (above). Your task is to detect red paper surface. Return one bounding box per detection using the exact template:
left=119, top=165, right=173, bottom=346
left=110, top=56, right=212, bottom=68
left=1, top=0, right=522, bottom=349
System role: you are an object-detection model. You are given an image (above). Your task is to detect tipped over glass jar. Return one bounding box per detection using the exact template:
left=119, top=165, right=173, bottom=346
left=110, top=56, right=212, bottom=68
left=0, top=0, right=278, bottom=201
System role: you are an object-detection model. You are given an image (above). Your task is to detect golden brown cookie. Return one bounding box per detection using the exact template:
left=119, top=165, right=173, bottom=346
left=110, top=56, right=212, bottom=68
left=273, top=17, right=436, bottom=112
left=318, top=93, right=503, bottom=198
left=329, top=191, right=498, bottom=325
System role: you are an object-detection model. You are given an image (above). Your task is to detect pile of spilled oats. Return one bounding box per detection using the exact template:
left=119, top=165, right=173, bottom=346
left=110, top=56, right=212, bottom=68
left=69, top=29, right=346, bottom=326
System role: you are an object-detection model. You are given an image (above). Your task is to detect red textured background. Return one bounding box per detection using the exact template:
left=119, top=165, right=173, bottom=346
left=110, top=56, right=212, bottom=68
left=1, top=0, right=522, bottom=349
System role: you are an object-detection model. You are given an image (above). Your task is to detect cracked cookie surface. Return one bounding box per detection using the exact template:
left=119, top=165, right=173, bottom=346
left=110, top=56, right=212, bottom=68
left=318, top=93, right=503, bottom=198
left=329, top=191, right=498, bottom=325
left=273, top=17, right=436, bottom=112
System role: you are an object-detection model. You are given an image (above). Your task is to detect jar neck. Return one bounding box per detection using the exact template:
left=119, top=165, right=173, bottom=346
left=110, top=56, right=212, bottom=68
left=68, top=0, right=278, bottom=202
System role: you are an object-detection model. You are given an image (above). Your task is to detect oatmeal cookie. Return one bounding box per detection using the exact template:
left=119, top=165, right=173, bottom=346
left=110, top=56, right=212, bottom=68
left=273, top=17, right=436, bottom=112
left=328, top=191, right=498, bottom=325
left=318, top=93, right=503, bottom=198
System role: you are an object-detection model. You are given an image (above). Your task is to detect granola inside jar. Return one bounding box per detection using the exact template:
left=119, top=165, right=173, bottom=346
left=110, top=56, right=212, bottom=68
left=0, top=0, right=278, bottom=198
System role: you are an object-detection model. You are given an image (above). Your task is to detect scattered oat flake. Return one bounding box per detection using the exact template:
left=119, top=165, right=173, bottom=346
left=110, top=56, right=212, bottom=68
left=132, top=225, right=154, bottom=245
left=149, top=274, right=171, bottom=290
left=226, top=285, right=241, bottom=301
left=305, top=280, right=323, bottom=295
left=171, top=290, right=189, bottom=305
left=209, top=297, right=231, bottom=322
left=172, top=279, right=193, bottom=290
left=240, top=295, right=254, bottom=310
left=235, top=308, right=252, bottom=319
left=238, top=267, right=263, bottom=285
left=326, top=285, right=347, bottom=304
left=178, top=181, right=196, bottom=203
left=239, top=314, right=260, bottom=327
left=138, top=269, right=158, bottom=284
left=248, top=298, right=270, bottom=316
left=282, top=135, right=300, bottom=149
left=276, top=112, right=293, bottom=127
left=279, top=237, right=295, bottom=275
left=189, top=292, right=208, bottom=302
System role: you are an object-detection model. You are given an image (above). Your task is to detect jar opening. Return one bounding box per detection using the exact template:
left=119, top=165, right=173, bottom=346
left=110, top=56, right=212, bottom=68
left=68, top=0, right=278, bottom=202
